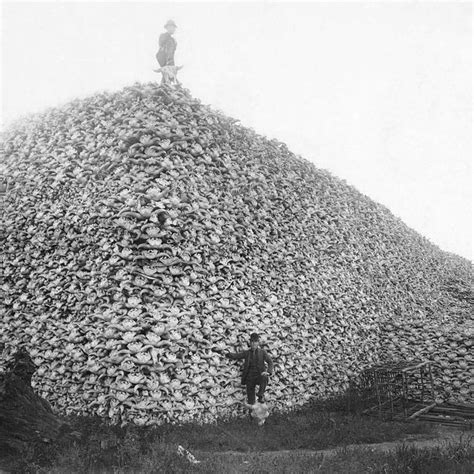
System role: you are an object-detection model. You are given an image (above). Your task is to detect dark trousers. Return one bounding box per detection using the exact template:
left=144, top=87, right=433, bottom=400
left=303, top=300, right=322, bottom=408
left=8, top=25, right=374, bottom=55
left=246, top=374, right=268, bottom=405
left=156, top=50, right=175, bottom=67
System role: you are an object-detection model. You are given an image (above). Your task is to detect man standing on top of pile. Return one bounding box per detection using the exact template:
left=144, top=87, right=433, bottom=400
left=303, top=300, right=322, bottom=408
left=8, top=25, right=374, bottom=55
left=225, top=333, right=274, bottom=405
left=156, top=20, right=178, bottom=68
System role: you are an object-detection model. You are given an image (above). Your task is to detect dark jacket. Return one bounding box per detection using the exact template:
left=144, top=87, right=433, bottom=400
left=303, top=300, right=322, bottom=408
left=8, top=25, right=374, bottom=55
left=156, top=32, right=177, bottom=67
left=227, top=348, right=274, bottom=385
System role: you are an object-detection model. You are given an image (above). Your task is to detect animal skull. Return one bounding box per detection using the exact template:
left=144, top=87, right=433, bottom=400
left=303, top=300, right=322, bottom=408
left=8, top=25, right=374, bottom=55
left=244, top=401, right=270, bottom=426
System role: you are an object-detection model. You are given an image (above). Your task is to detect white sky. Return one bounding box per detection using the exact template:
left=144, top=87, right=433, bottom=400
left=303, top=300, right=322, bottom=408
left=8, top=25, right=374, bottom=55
left=1, top=1, right=472, bottom=260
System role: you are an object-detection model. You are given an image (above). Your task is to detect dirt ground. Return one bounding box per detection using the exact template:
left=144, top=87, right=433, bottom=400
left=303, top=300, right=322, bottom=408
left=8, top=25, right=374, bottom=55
left=194, top=426, right=473, bottom=470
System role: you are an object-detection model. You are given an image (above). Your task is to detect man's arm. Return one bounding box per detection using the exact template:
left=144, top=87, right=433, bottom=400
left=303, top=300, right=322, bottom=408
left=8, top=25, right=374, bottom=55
left=158, top=33, right=168, bottom=48
left=263, top=350, right=274, bottom=375
left=226, top=350, right=246, bottom=360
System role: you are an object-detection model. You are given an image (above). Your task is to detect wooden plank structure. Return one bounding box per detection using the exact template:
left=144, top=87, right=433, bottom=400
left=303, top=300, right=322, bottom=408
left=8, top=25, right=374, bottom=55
left=352, top=360, right=473, bottom=428
left=414, top=402, right=474, bottom=429
left=355, top=360, right=435, bottom=419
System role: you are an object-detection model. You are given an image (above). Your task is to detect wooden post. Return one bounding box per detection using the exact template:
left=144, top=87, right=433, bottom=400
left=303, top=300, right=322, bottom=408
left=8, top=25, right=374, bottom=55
left=402, top=371, right=408, bottom=418
left=428, top=362, right=435, bottom=401
left=389, top=380, right=394, bottom=417
left=408, top=402, right=437, bottom=419
left=420, top=365, right=425, bottom=403
left=374, top=370, right=382, bottom=418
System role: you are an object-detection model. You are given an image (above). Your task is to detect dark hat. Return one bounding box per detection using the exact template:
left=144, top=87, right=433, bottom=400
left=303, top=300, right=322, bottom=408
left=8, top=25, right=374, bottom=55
left=250, top=333, right=260, bottom=342
left=165, top=20, right=177, bottom=28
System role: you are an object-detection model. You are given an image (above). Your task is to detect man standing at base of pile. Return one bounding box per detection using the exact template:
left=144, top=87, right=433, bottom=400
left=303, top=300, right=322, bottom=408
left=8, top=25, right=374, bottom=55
left=156, top=20, right=178, bottom=68
left=225, top=333, right=274, bottom=405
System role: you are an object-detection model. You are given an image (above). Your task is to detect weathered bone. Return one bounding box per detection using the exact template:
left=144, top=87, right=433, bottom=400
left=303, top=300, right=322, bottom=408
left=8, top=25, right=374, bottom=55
left=154, top=65, right=183, bottom=86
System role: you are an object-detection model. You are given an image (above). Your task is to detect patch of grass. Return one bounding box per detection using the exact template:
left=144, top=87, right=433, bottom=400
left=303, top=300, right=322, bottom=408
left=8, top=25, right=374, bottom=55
left=6, top=423, right=192, bottom=474
left=0, top=395, right=451, bottom=473
left=2, top=423, right=472, bottom=473
left=191, top=436, right=474, bottom=473
left=164, top=404, right=434, bottom=453
left=320, top=435, right=474, bottom=474
left=196, top=450, right=326, bottom=474
left=48, top=441, right=192, bottom=474
left=12, top=439, right=473, bottom=474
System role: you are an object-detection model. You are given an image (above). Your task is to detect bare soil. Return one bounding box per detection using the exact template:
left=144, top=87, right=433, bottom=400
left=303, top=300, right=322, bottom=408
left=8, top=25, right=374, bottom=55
left=194, top=426, right=473, bottom=469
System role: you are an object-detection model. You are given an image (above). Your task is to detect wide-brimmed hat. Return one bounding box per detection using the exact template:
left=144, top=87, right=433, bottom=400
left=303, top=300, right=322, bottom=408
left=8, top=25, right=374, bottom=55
left=165, top=19, right=177, bottom=28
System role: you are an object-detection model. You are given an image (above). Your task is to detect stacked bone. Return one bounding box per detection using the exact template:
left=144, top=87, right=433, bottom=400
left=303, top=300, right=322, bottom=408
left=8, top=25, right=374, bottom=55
left=381, top=320, right=473, bottom=402
left=1, top=83, right=472, bottom=425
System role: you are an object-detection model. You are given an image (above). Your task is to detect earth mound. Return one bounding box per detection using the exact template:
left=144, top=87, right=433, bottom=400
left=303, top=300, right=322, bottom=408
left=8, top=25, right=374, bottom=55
left=1, top=83, right=472, bottom=425
left=0, top=348, right=72, bottom=457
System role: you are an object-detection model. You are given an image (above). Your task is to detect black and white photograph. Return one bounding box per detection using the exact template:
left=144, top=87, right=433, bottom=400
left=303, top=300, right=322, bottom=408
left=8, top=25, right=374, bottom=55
left=1, top=1, right=472, bottom=472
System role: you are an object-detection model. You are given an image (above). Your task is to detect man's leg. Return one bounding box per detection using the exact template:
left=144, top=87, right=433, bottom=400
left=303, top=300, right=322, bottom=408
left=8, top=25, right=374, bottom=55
left=157, top=51, right=166, bottom=67
left=256, top=374, right=269, bottom=402
left=246, top=377, right=258, bottom=405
